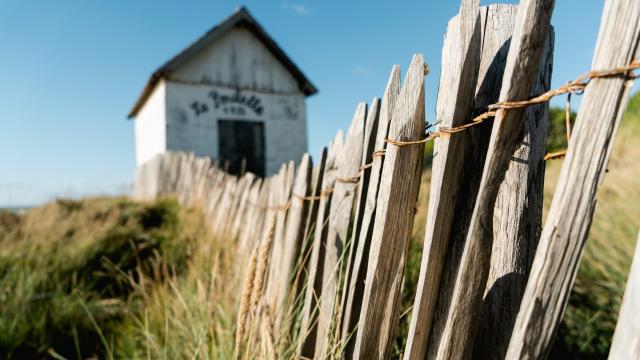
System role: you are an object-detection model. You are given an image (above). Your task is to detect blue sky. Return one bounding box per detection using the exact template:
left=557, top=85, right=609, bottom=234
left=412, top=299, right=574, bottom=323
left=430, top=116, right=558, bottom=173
left=0, top=0, right=624, bottom=206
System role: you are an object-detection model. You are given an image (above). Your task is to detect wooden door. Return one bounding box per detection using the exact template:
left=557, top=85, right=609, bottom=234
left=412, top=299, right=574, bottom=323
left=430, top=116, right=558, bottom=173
left=218, top=120, right=265, bottom=177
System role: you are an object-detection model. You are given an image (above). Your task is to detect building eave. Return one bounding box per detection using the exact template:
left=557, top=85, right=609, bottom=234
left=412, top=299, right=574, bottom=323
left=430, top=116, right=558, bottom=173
left=127, top=6, right=317, bottom=119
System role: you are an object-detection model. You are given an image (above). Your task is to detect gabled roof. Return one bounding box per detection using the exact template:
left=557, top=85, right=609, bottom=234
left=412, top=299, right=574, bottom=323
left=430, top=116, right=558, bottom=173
left=128, top=6, right=317, bottom=118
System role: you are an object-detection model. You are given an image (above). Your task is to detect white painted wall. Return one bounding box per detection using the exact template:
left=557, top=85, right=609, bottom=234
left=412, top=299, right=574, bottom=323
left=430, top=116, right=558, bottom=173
left=172, top=28, right=300, bottom=94
left=134, top=80, right=166, bottom=166
left=165, top=82, right=307, bottom=175
left=165, top=27, right=308, bottom=175
left=134, top=27, right=309, bottom=176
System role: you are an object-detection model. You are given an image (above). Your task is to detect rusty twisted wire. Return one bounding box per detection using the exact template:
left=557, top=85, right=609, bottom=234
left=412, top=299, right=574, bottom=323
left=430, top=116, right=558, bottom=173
left=249, top=60, right=640, bottom=211
left=384, top=59, right=640, bottom=158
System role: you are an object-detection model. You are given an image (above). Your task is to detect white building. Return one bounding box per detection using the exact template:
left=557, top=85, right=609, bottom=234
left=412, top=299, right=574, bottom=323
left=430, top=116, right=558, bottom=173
left=129, top=7, right=317, bottom=176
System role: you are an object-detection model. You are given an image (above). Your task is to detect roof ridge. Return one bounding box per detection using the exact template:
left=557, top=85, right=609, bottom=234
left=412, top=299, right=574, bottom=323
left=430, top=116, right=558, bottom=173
left=128, top=6, right=317, bottom=119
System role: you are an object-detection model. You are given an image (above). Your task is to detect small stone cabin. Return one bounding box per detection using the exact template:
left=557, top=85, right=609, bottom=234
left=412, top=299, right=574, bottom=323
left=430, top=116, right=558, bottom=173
left=129, top=7, right=317, bottom=177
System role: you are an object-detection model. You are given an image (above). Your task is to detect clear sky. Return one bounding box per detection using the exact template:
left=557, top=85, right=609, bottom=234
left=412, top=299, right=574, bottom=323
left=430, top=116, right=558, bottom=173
left=0, top=0, right=628, bottom=206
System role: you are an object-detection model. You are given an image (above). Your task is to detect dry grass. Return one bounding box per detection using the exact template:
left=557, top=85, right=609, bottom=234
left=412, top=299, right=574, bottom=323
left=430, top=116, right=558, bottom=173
left=547, top=112, right=640, bottom=357
left=0, top=197, right=241, bottom=359
left=1, top=98, right=637, bottom=359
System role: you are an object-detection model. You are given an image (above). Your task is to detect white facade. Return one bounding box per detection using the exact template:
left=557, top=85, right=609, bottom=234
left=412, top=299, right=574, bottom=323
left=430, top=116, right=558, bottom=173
left=131, top=8, right=315, bottom=176
left=134, top=80, right=166, bottom=165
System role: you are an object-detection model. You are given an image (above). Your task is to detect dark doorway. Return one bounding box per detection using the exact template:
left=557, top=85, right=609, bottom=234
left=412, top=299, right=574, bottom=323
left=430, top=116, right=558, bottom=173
left=218, top=120, right=265, bottom=177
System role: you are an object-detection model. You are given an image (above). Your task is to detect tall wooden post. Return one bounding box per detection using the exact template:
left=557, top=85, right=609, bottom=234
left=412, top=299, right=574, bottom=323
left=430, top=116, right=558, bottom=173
left=507, top=0, right=640, bottom=358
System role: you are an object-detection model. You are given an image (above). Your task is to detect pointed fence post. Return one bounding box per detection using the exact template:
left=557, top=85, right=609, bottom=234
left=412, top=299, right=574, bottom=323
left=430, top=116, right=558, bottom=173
left=353, top=54, right=426, bottom=360
left=298, top=131, right=344, bottom=358
left=340, top=67, right=401, bottom=359
left=432, top=0, right=555, bottom=358
left=473, top=5, right=553, bottom=358
left=273, top=154, right=312, bottom=331
left=404, top=1, right=482, bottom=358
left=507, top=0, right=640, bottom=357
left=609, top=231, right=640, bottom=359
left=315, top=103, right=366, bottom=358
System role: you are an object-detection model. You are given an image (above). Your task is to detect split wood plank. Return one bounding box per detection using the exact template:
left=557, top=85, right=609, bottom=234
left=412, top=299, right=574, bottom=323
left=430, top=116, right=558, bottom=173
left=238, top=178, right=263, bottom=255
left=506, top=0, right=640, bottom=357
left=273, top=154, right=312, bottom=330
left=279, top=149, right=328, bottom=337
left=474, top=6, right=553, bottom=358
left=336, top=97, right=380, bottom=357
left=251, top=177, right=272, bottom=250
left=315, top=102, right=366, bottom=358
left=231, top=173, right=256, bottom=240
left=412, top=5, right=553, bottom=359
left=432, top=0, right=555, bottom=358
left=301, top=148, right=328, bottom=263
left=225, top=173, right=255, bottom=237
left=339, top=98, right=380, bottom=335
left=297, top=131, right=344, bottom=358
left=284, top=149, right=328, bottom=344
left=353, top=54, right=426, bottom=360
left=267, top=162, right=295, bottom=310
left=609, top=231, right=640, bottom=359
left=340, top=66, right=401, bottom=359
left=404, top=1, right=482, bottom=358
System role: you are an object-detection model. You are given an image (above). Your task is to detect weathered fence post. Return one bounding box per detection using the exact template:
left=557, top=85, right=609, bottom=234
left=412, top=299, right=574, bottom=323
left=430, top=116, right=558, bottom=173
left=474, top=6, right=553, bottom=359
left=340, top=66, right=400, bottom=359
left=298, top=131, right=343, bottom=358
left=315, top=103, right=366, bottom=358
left=353, top=54, right=426, bottom=360
left=266, top=161, right=295, bottom=310
left=338, top=97, right=380, bottom=343
left=288, top=149, right=327, bottom=342
left=609, top=231, right=640, bottom=359
left=273, top=154, right=312, bottom=330
left=406, top=3, right=554, bottom=359
left=432, top=0, right=555, bottom=358
left=506, top=0, right=640, bottom=357
left=404, top=1, right=482, bottom=358
left=238, top=178, right=263, bottom=255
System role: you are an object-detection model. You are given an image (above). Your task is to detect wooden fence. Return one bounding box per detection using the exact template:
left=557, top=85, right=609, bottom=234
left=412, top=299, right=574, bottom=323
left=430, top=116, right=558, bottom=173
left=133, top=0, right=640, bottom=358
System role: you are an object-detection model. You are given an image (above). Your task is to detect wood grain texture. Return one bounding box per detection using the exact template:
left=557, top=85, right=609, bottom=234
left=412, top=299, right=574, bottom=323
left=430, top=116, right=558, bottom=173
left=432, top=1, right=555, bottom=358
left=338, top=97, right=380, bottom=351
left=408, top=5, right=553, bottom=359
left=506, top=0, right=640, bottom=358
left=298, top=131, right=344, bottom=358
left=264, top=164, right=287, bottom=305
left=315, top=102, right=366, bottom=358
left=475, top=7, right=553, bottom=357
left=609, top=231, right=640, bottom=360
left=289, top=149, right=327, bottom=343
left=267, top=161, right=295, bottom=311
left=353, top=54, right=426, bottom=360
left=273, top=154, right=312, bottom=330
left=404, top=1, right=481, bottom=358
left=302, top=149, right=327, bottom=254
left=340, top=66, right=401, bottom=359
left=238, top=178, right=263, bottom=254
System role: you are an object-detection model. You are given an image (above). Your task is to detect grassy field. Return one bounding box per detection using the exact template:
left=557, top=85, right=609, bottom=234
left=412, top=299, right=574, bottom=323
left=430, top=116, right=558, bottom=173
left=0, top=198, right=238, bottom=359
left=548, top=96, right=640, bottom=357
left=0, top=95, right=638, bottom=359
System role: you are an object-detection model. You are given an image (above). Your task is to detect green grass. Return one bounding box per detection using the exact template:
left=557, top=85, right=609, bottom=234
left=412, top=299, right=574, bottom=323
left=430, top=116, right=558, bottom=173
left=0, top=94, right=638, bottom=359
left=548, top=99, right=640, bottom=358
left=0, top=197, right=235, bottom=359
